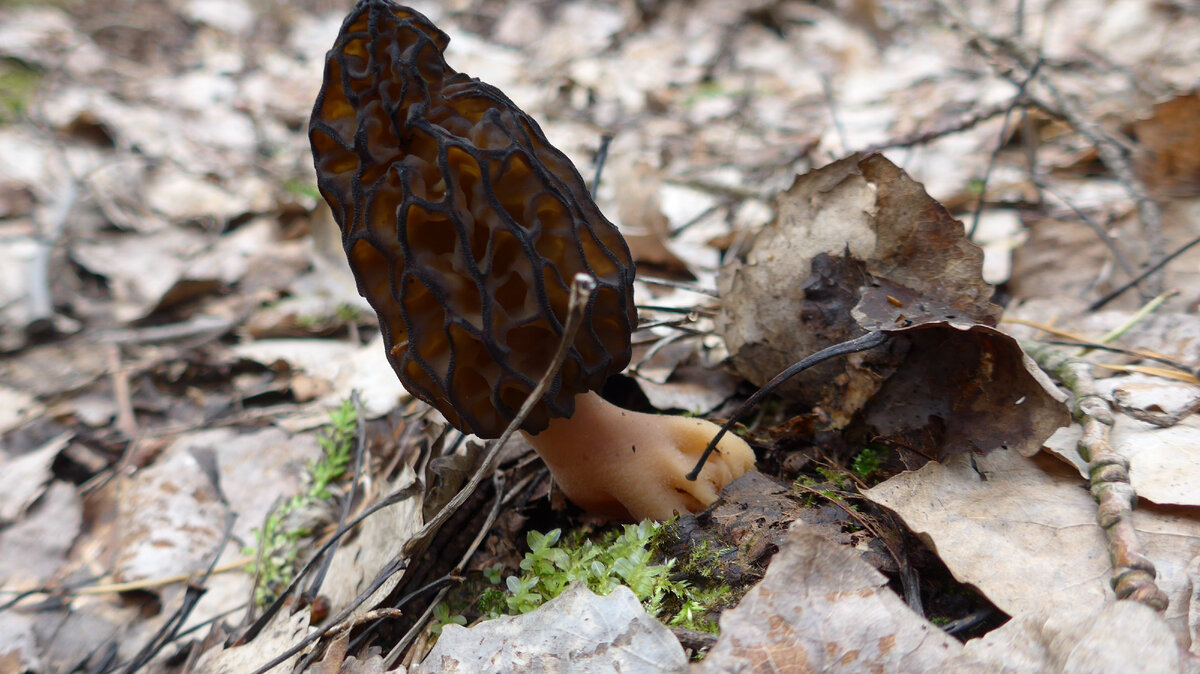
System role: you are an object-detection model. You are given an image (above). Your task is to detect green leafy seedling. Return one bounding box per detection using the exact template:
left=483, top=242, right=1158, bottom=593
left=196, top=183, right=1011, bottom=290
left=244, top=398, right=358, bottom=608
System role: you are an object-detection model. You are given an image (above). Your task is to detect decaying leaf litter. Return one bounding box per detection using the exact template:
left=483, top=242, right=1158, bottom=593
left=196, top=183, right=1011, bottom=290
left=1, top=0, right=1198, bottom=671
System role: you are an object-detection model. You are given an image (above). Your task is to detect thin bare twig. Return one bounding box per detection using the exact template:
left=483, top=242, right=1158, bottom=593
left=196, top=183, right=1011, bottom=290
left=935, top=1, right=1168, bottom=294
left=819, top=72, right=848, bottom=156
left=106, top=344, right=138, bottom=440
left=304, top=391, right=370, bottom=603
left=864, top=99, right=1013, bottom=154
left=383, top=471, right=508, bottom=667
left=636, top=275, right=720, bottom=298
left=401, top=273, right=596, bottom=557
left=1032, top=175, right=1138, bottom=282
left=1089, top=234, right=1200, bottom=311
left=968, top=58, right=1043, bottom=239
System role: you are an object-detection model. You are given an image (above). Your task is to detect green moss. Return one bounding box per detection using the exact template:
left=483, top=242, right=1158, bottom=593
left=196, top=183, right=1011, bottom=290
left=480, top=521, right=732, bottom=633
left=851, top=445, right=888, bottom=477
left=0, top=59, right=42, bottom=124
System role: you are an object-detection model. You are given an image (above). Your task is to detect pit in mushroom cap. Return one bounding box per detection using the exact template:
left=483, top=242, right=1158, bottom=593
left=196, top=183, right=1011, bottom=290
left=310, top=0, right=755, bottom=521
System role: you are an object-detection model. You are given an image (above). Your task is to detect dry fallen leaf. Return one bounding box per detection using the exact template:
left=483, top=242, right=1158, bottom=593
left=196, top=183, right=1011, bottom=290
left=0, top=431, right=69, bottom=524
left=864, top=448, right=1200, bottom=648
left=0, top=480, right=81, bottom=587
left=322, top=468, right=423, bottom=623
left=718, top=154, right=1066, bottom=461
left=614, top=160, right=694, bottom=278
left=164, top=426, right=317, bottom=545
left=1044, top=415, right=1200, bottom=509
left=1134, top=91, right=1200, bottom=198
left=961, top=601, right=1191, bottom=673
left=0, top=610, right=42, bottom=673
left=718, top=153, right=999, bottom=418
left=192, top=609, right=311, bottom=674
left=696, top=523, right=962, bottom=673
left=111, top=449, right=230, bottom=583
left=852, top=320, right=1070, bottom=461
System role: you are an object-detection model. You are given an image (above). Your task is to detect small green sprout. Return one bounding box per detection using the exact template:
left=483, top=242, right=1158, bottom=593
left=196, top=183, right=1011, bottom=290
left=310, top=399, right=356, bottom=499
left=244, top=398, right=358, bottom=608
left=282, top=179, right=322, bottom=201
left=430, top=602, right=467, bottom=635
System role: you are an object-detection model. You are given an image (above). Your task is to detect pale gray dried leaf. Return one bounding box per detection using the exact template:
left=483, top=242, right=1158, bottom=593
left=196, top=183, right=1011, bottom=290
left=697, top=523, right=961, bottom=673
left=0, top=611, right=42, bottom=673
left=182, top=0, right=255, bottom=35
left=962, top=601, right=1189, bottom=674
left=0, top=385, right=40, bottom=435
left=971, top=209, right=1024, bottom=285
left=341, top=652, right=395, bottom=674
left=0, top=432, right=70, bottom=524
left=1096, top=374, right=1200, bottom=417
left=165, top=427, right=315, bottom=545
left=614, top=161, right=692, bottom=276
left=492, top=2, right=546, bottom=48
left=143, top=169, right=242, bottom=223
left=0, top=236, right=40, bottom=347
left=865, top=448, right=1200, bottom=647
left=112, top=450, right=230, bottom=583
left=323, top=336, right=412, bottom=419
left=533, top=2, right=626, bottom=68
left=0, top=481, right=81, bottom=586
left=0, top=340, right=110, bottom=396
left=322, top=468, right=423, bottom=623
left=231, top=336, right=410, bottom=418
left=83, top=158, right=162, bottom=232
left=243, top=293, right=354, bottom=338
left=631, top=338, right=694, bottom=386
left=231, top=339, right=360, bottom=382
left=30, top=594, right=157, bottom=674
left=0, top=128, right=53, bottom=199
left=1044, top=415, right=1200, bottom=508
left=69, top=228, right=215, bottom=322
left=193, top=609, right=311, bottom=674
left=306, top=204, right=372, bottom=308
left=419, top=583, right=687, bottom=674
left=635, top=364, right=741, bottom=414
left=1077, top=312, right=1200, bottom=367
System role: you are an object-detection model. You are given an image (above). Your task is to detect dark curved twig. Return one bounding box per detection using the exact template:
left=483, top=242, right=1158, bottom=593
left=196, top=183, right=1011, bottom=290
left=1089, top=233, right=1200, bottom=311
left=235, top=482, right=422, bottom=645
left=591, top=133, right=614, bottom=199
left=686, top=330, right=889, bottom=481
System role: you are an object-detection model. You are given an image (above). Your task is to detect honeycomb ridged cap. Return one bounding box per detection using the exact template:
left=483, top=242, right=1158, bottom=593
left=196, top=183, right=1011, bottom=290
left=309, top=0, right=637, bottom=438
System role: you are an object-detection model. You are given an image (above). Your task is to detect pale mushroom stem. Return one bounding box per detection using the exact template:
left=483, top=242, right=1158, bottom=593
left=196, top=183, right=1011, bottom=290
left=520, top=391, right=756, bottom=521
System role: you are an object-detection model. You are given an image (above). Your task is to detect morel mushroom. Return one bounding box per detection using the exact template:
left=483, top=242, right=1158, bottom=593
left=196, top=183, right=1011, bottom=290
left=309, top=0, right=754, bottom=520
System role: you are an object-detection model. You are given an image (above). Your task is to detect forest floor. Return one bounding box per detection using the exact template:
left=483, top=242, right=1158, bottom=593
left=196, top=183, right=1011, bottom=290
left=1, top=0, right=1199, bottom=671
